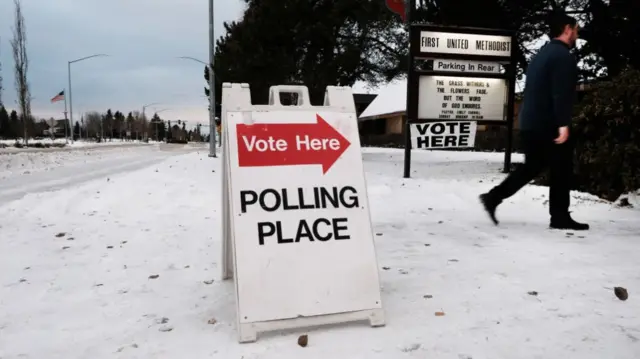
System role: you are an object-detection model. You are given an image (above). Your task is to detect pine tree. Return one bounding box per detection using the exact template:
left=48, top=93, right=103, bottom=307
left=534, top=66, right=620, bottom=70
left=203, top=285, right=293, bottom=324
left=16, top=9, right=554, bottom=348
left=0, top=106, right=9, bottom=138
left=204, top=66, right=210, bottom=98
left=9, top=110, right=18, bottom=139
left=150, top=113, right=165, bottom=141
left=126, top=112, right=134, bottom=138
left=103, top=109, right=113, bottom=139
left=213, top=0, right=406, bottom=104
left=33, top=118, right=47, bottom=136
left=113, top=111, right=125, bottom=138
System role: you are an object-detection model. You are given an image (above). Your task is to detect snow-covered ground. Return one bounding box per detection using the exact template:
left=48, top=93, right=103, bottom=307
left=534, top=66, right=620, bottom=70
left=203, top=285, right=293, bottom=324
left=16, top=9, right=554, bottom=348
left=0, top=143, right=203, bottom=203
left=0, top=138, right=157, bottom=153
left=0, top=147, right=638, bottom=359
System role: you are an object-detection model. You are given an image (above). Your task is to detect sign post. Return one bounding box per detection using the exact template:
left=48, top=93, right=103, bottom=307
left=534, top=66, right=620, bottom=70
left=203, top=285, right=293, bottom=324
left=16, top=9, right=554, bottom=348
left=403, top=25, right=517, bottom=177
left=220, top=84, right=385, bottom=343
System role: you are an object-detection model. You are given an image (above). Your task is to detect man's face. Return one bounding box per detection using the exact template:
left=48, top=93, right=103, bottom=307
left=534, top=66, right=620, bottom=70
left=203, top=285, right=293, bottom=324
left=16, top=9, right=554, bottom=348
left=567, top=24, right=579, bottom=47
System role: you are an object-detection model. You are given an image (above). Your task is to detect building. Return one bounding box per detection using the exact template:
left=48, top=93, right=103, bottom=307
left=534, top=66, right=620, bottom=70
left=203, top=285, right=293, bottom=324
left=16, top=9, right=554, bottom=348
left=43, top=119, right=70, bottom=137
left=353, top=93, right=377, bottom=117
left=357, top=80, right=407, bottom=146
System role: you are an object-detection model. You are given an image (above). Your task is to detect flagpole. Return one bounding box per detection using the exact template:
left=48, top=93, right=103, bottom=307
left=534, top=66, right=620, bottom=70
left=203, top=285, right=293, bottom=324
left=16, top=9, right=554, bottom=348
left=63, top=89, right=69, bottom=144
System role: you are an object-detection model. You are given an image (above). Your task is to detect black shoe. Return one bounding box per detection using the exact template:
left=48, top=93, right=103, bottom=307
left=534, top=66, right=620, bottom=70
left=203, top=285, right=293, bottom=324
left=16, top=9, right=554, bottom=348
left=550, top=214, right=590, bottom=231
left=480, top=193, right=500, bottom=225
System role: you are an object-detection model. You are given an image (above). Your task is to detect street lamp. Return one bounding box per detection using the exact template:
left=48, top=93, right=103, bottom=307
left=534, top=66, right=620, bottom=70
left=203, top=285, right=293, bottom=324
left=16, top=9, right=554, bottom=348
left=208, top=0, right=216, bottom=157
left=177, top=56, right=206, bottom=66
left=142, top=102, right=161, bottom=118
left=134, top=102, right=161, bottom=141
left=176, top=55, right=216, bottom=157
left=68, top=53, right=108, bottom=141
left=152, top=108, right=170, bottom=142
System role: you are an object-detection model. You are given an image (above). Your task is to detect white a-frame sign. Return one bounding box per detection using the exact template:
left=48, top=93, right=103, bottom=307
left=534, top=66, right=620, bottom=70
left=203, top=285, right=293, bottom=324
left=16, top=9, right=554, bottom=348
left=219, top=83, right=385, bottom=343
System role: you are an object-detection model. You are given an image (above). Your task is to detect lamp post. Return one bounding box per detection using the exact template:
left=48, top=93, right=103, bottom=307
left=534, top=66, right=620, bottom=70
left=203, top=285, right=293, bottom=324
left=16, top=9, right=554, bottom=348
left=208, top=0, right=216, bottom=157
left=142, top=102, right=160, bottom=118
left=177, top=55, right=216, bottom=157
left=152, top=108, right=169, bottom=142
left=140, top=102, right=161, bottom=141
left=68, top=53, right=108, bottom=141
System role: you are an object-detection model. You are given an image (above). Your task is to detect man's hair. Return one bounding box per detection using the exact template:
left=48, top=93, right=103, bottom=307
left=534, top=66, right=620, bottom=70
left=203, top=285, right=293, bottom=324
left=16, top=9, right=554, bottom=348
left=547, top=12, right=577, bottom=38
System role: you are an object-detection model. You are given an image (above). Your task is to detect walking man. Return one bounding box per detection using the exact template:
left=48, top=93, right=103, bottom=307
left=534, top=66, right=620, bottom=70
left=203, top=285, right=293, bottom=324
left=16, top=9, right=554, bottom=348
left=480, top=13, right=589, bottom=231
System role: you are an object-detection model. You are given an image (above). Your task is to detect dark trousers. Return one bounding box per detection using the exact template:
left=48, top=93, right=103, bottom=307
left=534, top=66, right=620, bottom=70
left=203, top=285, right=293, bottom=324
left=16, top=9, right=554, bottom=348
left=489, top=130, right=573, bottom=218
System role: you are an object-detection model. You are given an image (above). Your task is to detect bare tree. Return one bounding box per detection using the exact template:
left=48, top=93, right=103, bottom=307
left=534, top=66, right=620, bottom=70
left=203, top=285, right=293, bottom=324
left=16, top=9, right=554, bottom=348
left=10, top=0, right=30, bottom=145
left=0, top=36, right=4, bottom=107
left=84, top=111, right=102, bottom=138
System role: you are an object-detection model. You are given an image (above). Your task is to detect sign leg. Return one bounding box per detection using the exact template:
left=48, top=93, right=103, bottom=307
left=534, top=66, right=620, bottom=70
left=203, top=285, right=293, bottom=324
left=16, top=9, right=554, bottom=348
left=503, top=123, right=513, bottom=173
left=368, top=308, right=386, bottom=327
left=403, top=120, right=412, bottom=178
left=504, top=62, right=517, bottom=174
left=238, top=324, right=258, bottom=344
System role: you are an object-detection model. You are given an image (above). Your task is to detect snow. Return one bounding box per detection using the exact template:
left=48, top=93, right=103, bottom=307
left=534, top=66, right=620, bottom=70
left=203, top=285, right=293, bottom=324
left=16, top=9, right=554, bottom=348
left=358, top=78, right=407, bottom=120
left=1, top=147, right=639, bottom=358
left=0, top=138, right=155, bottom=153
left=0, top=144, right=201, bottom=203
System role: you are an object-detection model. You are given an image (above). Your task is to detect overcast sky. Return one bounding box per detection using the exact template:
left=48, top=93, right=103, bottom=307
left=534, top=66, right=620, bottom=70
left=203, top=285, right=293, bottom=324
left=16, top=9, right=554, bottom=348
left=0, top=0, right=245, bottom=129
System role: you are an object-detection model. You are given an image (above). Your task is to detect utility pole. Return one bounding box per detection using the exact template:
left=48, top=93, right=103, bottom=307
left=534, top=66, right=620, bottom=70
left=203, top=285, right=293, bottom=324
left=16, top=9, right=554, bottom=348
left=141, top=102, right=160, bottom=141
left=208, top=0, right=217, bottom=157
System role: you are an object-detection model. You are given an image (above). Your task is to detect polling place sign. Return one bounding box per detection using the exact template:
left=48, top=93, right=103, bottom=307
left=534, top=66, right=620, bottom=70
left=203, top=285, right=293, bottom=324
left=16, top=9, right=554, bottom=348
left=220, top=84, right=384, bottom=343
left=235, top=114, right=350, bottom=174
left=410, top=121, right=477, bottom=149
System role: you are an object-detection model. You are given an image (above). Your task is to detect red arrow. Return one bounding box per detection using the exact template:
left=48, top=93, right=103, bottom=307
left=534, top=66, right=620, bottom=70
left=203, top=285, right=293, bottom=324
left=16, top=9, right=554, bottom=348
left=385, top=0, right=406, bottom=22
left=236, top=114, right=351, bottom=174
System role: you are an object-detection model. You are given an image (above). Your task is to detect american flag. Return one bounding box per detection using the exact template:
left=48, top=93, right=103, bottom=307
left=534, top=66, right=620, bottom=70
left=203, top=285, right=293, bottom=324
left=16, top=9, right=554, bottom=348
left=50, top=90, right=64, bottom=103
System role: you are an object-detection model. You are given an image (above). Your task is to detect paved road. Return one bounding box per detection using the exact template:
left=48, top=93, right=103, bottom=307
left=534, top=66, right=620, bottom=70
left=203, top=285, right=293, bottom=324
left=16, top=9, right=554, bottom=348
left=0, top=143, right=207, bottom=203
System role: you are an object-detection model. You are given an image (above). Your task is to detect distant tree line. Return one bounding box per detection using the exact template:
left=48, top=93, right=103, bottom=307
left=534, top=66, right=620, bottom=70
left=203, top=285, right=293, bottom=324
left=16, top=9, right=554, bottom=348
left=0, top=105, right=205, bottom=143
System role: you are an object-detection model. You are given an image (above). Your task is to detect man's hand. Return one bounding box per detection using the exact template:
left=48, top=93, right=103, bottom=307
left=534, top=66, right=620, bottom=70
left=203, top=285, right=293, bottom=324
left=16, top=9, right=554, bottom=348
left=555, top=126, right=569, bottom=144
